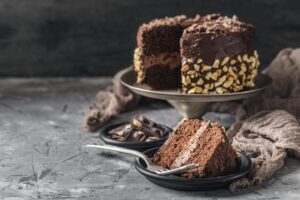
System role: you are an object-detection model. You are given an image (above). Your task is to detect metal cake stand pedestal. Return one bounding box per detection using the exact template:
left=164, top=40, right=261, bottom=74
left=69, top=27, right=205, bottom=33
left=120, top=68, right=272, bottom=118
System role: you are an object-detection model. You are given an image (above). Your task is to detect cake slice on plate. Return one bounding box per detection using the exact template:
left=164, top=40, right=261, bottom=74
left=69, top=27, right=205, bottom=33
left=152, top=119, right=238, bottom=177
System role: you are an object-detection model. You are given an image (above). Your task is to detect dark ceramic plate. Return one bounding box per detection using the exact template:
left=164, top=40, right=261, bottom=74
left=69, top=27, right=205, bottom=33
left=99, top=122, right=172, bottom=152
left=134, top=147, right=252, bottom=191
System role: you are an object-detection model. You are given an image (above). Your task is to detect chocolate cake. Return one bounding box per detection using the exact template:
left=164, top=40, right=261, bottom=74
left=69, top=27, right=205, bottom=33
left=181, top=15, right=260, bottom=94
left=152, top=119, right=238, bottom=177
left=134, top=15, right=200, bottom=89
left=134, top=14, right=260, bottom=94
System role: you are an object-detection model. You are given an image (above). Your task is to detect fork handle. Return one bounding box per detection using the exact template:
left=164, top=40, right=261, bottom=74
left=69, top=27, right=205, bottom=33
left=84, top=144, right=152, bottom=165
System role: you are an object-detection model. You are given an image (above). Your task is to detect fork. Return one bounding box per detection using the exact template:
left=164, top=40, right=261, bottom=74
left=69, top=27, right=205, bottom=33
left=84, top=144, right=198, bottom=175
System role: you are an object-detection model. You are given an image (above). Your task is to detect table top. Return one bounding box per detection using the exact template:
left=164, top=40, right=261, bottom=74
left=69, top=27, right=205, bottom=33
left=0, top=78, right=299, bottom=200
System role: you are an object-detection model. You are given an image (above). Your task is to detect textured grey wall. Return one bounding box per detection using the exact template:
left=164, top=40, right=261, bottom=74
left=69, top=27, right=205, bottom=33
left=0, top=0, right=299, bottom=76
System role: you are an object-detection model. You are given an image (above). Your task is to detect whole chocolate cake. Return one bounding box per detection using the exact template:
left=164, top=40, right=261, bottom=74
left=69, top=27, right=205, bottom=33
left=134, top=15, right=200, bottom=89
left=133, top=14, right=260, bottom=94
left=152, top=119, right=238, bottom=177
left=181, top=15, right=260, bottom=94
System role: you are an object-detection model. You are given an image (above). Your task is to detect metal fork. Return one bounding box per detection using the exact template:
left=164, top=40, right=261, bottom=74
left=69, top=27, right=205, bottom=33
left=84, top=144, right=198, bottom=175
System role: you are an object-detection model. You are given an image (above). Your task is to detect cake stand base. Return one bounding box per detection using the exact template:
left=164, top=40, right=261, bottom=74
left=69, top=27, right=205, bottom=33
left=167, top=100, right=212, bottom=118
left=120, top=67, right=272, bottom=118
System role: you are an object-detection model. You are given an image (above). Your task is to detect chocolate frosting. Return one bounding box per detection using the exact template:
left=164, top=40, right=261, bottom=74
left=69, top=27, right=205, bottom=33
left=181, top=15, right=256, bottom=65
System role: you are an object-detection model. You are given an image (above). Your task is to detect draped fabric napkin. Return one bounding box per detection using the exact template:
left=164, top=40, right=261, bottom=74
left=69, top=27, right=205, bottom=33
left=224, top=48, right=300, bottom=191
left=84, top=67, right=140, bottom=132
left=227, top=110, right=300, bottom=191
left=84, top=48, right=300, bottom=191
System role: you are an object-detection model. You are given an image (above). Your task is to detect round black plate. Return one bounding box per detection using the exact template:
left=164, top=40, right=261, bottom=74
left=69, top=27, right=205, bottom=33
left=134, top=147, right=252, bottom=191
left=99, top=122, right=172, bottom=152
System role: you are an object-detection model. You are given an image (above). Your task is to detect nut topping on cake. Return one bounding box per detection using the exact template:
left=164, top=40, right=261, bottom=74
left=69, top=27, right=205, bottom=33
left=180, top=51, right=260, bottom=94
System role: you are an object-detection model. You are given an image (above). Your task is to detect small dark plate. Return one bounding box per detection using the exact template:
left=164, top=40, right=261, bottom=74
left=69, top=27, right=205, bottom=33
left=134, top=147, right=252, bottom=191
left=99, top=122, right=172, bottom=152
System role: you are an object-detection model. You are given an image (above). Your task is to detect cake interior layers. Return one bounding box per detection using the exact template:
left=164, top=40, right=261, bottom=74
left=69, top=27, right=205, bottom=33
left=134, top=48, right=181, bottom=89
left=181, top=51, right=260, bottom=94
left=137, top=23, right=185, bottom=55
left=152, top=119, right=237, bottom=177
left=134, top=16, right=200, bottom=90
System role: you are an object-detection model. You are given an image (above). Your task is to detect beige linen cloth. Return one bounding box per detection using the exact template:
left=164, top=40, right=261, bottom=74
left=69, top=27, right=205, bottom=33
left=84, top=48, right=300, bottom=191
left=225, top=48, right=300, bottom=191
left=85, top=67, right=140, bottom=132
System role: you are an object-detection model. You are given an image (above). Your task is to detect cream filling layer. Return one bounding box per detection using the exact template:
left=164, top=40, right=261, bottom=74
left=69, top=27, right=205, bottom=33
left=170, top=121, right=210, bottom=168
left=133, top=48, right=181, bottom=83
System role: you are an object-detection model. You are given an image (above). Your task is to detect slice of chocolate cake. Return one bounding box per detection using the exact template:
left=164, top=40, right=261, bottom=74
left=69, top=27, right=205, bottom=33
left=180, top=15, right=260, bottom=94
left=152, top=119, right=238, bottom=177
left=134, top=15, right=200, bottom=89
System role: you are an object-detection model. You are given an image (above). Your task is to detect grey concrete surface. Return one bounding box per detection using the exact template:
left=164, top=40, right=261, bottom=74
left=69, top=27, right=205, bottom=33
left=0, top=0, right=299, bottom=76
left=0, top=78, right=299, bottom=200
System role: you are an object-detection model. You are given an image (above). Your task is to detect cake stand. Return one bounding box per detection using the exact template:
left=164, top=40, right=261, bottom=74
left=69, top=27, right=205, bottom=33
left=120, top=67, right=272, bottom=118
